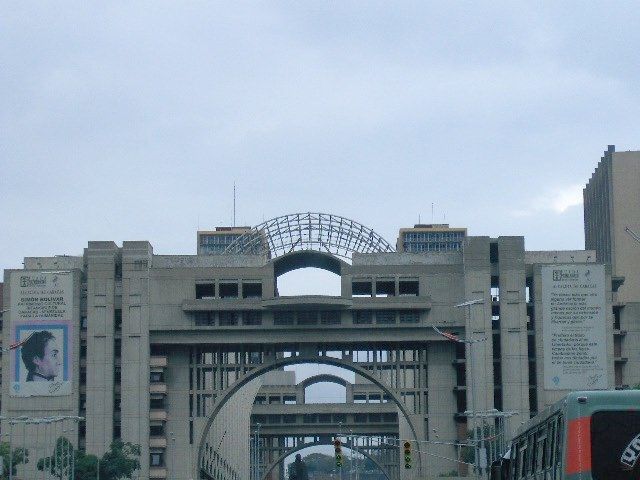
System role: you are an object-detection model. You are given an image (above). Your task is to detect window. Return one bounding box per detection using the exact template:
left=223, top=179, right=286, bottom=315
left=150, top=453, right=164, bottom=467
left=297, top=311, right=318, bottom=325
left=320, top=311, right=340, bottom=325
left=376, top=311, right=396, bottom=324
left=242, top=311, right=262, bottom=326
left=399, top=279, right=419, bottom=296
left=219, top=282, right=238, bottom=298
left=150, top=398, right=165, bottom=409
left=375, top=280, right=395, bottom=297
left=114, top=309, right=122, bottom=330
left=352, top=281, right=373, bottom=297
left=399, top=310, right=419, bottom=323
left=274, top=311, right=294, bottom=326
left=219, top=312, right=238, bottom=326
left=194, top=312, right=215, bottom=326
left=150, top=371, right=164, bottom=383
left=242, top=283, right=262, bottom=298
left=196, top=283, right=215, bottom=299
left=353, top=311, right=373, bottom=324
left=150, top=425, right=164, bottom=436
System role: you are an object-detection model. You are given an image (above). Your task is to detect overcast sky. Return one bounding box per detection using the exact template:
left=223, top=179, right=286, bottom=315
left=2, top=2, right=639, bottom=277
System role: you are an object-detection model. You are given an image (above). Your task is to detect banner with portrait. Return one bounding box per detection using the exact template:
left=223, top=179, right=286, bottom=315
left=10, top=271, right=74, bottom=397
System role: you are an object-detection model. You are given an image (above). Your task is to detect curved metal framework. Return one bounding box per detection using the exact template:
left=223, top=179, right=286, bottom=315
left=223, top=212, right=395, bottom=261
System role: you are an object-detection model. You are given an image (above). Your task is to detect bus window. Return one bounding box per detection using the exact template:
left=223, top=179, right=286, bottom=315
left=556, top=415, right=564, bottom=480
left=591, top=410, right=640, bottom=480
left=538, top=433, right=547, bottom=473
left=548, top=420, right=556, bottom=471
left=530, top=432, right=537, bottom=476
left=519, top=444, right=528, bottom=480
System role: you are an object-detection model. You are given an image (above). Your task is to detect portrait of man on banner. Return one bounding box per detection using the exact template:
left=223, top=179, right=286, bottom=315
left=12, top=322, right=72, bottom=397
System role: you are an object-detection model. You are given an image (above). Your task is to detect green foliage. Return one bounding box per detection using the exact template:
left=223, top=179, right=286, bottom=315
left=0, top=441, right=29, bottom=479
left=37, top=437, right=140, bottom=480
left=99, top=440, right=141, bottom=480
left=37, top=437, right=75, bottom=479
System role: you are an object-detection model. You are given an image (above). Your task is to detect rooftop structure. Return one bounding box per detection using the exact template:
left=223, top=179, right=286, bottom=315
left=396, top=224, right=467, bottom=253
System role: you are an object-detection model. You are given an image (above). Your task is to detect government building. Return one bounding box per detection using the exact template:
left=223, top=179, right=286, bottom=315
left=1, top=147, right=639, bottom=480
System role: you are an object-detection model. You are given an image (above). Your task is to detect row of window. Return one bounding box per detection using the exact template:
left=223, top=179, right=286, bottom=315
left=193, top=310, right=421, bottom=326
left=194, top=311, right=262, bottom=326
left=352, top=279, right=419, bottom=296
left=195, top=282, right=262, bottom=299
left=403, top=242, right=463, bottom=252
left=512, top=414, right=564, bottom=480
left=250, top=412, right=398, bottom=424
left=403, top=232, right=465, bottom=242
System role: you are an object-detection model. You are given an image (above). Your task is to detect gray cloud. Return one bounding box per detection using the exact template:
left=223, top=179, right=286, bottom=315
left=1, top=2, right=639, bottom=271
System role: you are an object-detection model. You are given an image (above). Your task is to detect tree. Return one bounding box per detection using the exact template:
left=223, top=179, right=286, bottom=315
left=98, top=440, right=141, bottom=480
left=38, top=437, right=141, bottom=480
left=0, top=441, right=29, bottom=479
left=37, top=437, right=74, bottom=479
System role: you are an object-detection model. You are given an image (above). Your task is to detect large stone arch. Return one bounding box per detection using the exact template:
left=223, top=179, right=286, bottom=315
left=261, top=439, right=393, bottom=480
left=272, top=250, right=347, bottom=276
left=196, top=355, right=423, bottom=478
left=299, top=373, right=349, bottom=389
left=299, top=373, right=351, bottom=404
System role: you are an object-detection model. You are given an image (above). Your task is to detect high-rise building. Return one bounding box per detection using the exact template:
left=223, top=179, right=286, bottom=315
left=396, top=224, right=467, bottom=253
left=584, top=145, right=640, bottom=302
left=197, top=227, right=252, bottom=255
left=584, top=145, right=640, bottom=390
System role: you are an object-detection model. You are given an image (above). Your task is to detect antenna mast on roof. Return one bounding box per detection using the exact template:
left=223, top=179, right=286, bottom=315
left=233, top=182, right=236, bottom=227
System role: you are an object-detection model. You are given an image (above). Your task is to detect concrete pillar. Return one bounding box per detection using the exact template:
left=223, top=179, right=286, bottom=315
left=85, top=241, right=118, bottom=456
left=121, top=241, right=153, bottom=478
left=497, top=237, right=530, bottom=436
left=426, top=341, right=458, bottom=476
left=462, top=237, right=495, bottom=413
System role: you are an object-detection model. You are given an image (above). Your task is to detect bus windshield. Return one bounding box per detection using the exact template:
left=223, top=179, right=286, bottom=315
left=591, top=410, right=640, bottom=480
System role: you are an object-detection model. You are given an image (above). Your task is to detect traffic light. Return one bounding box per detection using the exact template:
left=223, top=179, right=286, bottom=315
left=334, top=438, right=343, bottom=467
left=403, top=441, right=412, bottom=469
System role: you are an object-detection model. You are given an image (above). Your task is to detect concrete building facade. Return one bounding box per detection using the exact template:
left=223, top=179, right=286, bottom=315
left=1, top=209, right=622, bottom=479
left=584, top=145, right=640, bottom=389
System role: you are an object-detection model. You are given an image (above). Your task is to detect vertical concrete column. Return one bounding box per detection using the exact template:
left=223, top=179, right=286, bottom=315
left=165, top=346, right=192, bottom=479
left=462, top=237, right=495, bottom=413
left=121, top=241, right=153, bottom=478
left=497, top=237, right=530, bottom=436
left=345, top=383, right=354, bottom=403
left=426, top=342, right=458, bottom=476
left=85, top=242, right=118, bottom=456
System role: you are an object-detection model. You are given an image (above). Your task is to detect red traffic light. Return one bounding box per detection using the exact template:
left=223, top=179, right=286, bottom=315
left=333, top=439, right=342, bottom=448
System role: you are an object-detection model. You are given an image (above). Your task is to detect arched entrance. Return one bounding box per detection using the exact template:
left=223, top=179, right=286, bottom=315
left=261, top=440, right=394, bottom=480
left=196, top=355, right=423, bottom=478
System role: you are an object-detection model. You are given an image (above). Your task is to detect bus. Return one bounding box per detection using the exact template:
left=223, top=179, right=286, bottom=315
left=491, top=390, right=640, bottom=480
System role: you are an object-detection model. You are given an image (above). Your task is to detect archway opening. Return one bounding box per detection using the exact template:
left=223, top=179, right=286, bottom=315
left=304, top=381, right=347, bottom=404
left=198, top=355, right=421, bottom=479
left=276, top=267, right=342, bottom=296
left=281, top=444, right=392, bottom=480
